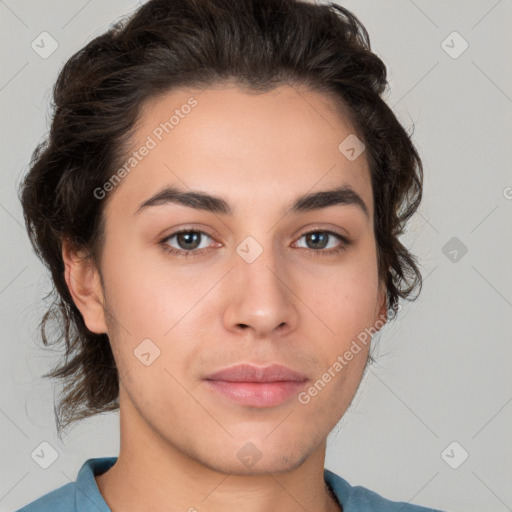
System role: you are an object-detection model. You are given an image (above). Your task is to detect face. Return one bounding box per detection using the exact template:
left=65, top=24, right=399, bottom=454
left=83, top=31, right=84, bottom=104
left=73, top=83, right=387, bottom=475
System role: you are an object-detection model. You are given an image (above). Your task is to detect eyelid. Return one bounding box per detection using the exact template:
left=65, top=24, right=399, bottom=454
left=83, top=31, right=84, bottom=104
left=298, top=226, right=350, bottom=244
left=159, top=228, right=219, bottom=253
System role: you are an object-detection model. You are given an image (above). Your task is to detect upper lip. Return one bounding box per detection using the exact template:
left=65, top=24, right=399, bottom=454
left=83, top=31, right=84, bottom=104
left=203, top=364, right=308, bottom=383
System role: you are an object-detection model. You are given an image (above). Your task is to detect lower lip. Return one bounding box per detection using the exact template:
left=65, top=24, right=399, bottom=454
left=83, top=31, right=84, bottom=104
left=204, top=380, right=307, bottom=407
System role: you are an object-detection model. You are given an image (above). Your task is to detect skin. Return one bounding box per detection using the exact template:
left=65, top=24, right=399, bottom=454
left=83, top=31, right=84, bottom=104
left=63, top=83, right=387, bottom=512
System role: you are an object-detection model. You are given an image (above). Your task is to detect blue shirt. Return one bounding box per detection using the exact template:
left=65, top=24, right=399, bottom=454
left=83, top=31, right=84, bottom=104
left=16, top=457, right=445, bottom=511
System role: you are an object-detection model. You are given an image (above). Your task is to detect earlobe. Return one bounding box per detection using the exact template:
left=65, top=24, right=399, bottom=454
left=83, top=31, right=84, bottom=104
left=62, top=239, right=107, bottom=334
left=379, top=288, right=388, bottom=321
left=374, top=281, right=388, bottom=328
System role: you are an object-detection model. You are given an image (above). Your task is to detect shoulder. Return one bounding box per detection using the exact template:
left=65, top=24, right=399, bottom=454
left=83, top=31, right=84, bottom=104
left=15, top=456, right=117, bottom=512
left=15, top=482, right=76, bottom=512
left=324, top=469, right=447, bottom=512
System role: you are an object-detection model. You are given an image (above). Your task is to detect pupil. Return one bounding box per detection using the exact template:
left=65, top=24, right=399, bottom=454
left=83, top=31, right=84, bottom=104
left=178, top=232, right=200, bottom=250
left=308, top=232, right=327, bottom=249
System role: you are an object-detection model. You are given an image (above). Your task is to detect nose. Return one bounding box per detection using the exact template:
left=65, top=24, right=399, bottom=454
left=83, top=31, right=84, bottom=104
left=221, top=247, right=299, bottom=339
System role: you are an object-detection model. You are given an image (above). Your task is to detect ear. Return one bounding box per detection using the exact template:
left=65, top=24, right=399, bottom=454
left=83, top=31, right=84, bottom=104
left=373, top=279, right=388, bottom=330
left=62, top=239, right=107, bottom=334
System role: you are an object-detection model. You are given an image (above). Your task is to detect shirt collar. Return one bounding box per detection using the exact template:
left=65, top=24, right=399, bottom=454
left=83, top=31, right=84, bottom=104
left=75, top=457, right=349, bottom=511
left=75, top=457, right=116, bottom=512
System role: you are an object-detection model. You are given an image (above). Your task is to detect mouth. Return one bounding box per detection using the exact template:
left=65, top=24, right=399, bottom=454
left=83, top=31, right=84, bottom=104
left=203, top=363, right=309, bottom=408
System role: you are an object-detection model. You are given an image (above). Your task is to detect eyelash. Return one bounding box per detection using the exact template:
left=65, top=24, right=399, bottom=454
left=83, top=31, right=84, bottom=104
left=158, top=228, right=351, bottom=258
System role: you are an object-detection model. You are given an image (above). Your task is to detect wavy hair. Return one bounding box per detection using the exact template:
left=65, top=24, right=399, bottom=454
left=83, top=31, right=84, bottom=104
left=19, top=0, right=423, bottom=435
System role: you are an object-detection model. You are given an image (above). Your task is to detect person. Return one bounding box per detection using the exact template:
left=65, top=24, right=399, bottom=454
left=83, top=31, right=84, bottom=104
left=17, top=0, right=445, bottom=510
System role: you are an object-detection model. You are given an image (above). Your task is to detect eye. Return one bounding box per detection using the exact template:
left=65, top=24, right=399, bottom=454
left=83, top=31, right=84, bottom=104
left=293, top=230, right=350, bottom=255
left=160, top=229, right=218, bottom=258
left=159, top=228, right=350, bottom=259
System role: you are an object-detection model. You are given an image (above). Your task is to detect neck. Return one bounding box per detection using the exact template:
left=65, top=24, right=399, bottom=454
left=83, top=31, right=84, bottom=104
left=95, top=391, right=342, bottom=512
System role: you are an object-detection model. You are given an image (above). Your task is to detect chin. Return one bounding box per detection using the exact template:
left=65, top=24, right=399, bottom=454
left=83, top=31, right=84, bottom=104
left=194, top=435, right=314, bottom=476
left=203, top=451, right=310, bottom=476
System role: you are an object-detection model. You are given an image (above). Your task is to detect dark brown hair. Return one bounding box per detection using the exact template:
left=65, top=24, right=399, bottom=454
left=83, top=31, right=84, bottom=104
left=19, top=0, right=423, bottom=436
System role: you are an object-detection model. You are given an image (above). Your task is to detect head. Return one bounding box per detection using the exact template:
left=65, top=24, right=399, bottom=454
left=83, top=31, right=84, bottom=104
left=20, top=0, right=422, bottom=473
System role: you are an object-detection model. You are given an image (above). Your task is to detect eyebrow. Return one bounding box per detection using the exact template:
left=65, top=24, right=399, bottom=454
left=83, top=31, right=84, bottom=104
left=134, top=184, right=369, bottom=218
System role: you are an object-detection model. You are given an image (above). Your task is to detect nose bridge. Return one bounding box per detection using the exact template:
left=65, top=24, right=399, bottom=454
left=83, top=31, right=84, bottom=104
left=222, top=233, right=298, bottom=337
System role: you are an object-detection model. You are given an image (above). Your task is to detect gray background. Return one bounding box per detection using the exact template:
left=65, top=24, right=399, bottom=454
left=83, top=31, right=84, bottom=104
left=1, top=1, right=511, bottom=511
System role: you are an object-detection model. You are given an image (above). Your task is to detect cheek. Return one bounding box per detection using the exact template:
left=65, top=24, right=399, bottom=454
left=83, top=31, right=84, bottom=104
left=101, top=228, right=380, bottom=365
left=101, top=240, right=204, bottom=336
left=302, top=251, right=380, bottom=338
left=297, top=244, right=380, bottom=399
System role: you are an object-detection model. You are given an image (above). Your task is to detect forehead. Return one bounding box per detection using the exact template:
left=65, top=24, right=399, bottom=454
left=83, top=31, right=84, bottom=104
left=104, top=84, right=373, bottom=219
